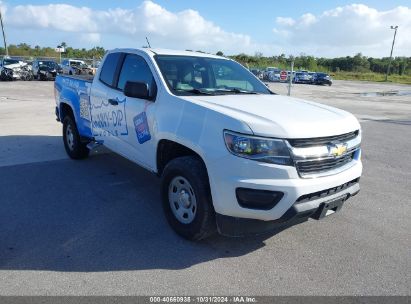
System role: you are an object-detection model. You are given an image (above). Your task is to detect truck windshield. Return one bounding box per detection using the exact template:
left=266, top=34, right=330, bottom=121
left=154, top=55, right=272, bottom=95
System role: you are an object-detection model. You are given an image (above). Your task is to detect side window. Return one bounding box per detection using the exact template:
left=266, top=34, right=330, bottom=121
left=117, top=54, right=156, bottom=98
left=99, top=52, right=122, bottom=87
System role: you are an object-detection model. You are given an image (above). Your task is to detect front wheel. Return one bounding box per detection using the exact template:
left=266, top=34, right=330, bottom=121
left=161, top=156, right=216, bottom=240
left=62, top=116, right=89, bottom=159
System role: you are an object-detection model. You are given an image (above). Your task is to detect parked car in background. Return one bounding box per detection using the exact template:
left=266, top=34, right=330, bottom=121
left=32, top=60, right=61, bottom=80
left=308, top=72, right=316, bottom=83
left=293, top=72, right=312, bottom=84
left=90, top=60, right=102, bottom=75
left=250, top=68, right=263, bottom=80
left=268, top=68, right=281, bottom=82
left=250, top=68, right=258, bottom=75
left=0, top=57, right=15, bottom=80
left=0, top=57, right=33, bottom=81
left=313, top=72, right=333, bottom=86
left=263, top=67, right=278, bottom=80
left=61, top=59, right=93, bottom=75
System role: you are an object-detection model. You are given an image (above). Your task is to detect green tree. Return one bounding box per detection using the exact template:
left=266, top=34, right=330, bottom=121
left=1, top=43, right=410, bottom=76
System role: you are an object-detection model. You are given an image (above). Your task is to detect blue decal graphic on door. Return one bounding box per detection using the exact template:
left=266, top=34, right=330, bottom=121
left=133, top=112, right=151, bottom=144
left=91, top=97, right=128, bottom=137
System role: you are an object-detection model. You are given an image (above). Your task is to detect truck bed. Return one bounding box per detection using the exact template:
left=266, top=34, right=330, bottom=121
left=59, top=74, right=94, bottom=82
left=55, top=74, right=93, bottom=139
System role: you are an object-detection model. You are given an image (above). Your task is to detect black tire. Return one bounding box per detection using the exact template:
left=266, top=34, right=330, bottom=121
left=62, top=115, right=90, bottom=159
left=161, top=156, right=216, bottom=240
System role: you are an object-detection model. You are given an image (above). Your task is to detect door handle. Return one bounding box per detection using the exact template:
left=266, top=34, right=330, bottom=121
left=108, top=98, right=118, bottom=106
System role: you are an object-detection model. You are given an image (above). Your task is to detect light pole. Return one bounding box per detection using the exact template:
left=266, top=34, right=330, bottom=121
left=288, top=58, right=294, bottom=96
left=385, top=25, right=398, bottom=82
left=0, top=7, right=8, bottom=56
left=57, top=45, right=62, bottom=63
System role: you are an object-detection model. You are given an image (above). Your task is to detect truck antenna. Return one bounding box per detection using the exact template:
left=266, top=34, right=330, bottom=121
left=146, top=37, right=152, bottom=48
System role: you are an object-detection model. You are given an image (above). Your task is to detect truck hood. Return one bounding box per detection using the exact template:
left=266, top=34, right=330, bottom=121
left=184, top=94, right=360, bottom=138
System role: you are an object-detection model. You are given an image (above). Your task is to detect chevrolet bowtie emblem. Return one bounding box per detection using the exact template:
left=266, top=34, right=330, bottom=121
left=329, top=143, right=348, bottom=157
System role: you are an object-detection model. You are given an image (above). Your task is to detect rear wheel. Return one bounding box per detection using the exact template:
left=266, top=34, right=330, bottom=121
left=62, top=116, right=89, bottom=159
left=161, top=156, right=216, bottom=240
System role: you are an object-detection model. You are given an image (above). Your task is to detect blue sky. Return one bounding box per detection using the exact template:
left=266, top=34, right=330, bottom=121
left=1, top=1, right=410, bottom=57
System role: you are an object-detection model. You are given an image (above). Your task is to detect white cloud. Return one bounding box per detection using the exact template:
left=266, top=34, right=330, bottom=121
left=273, top=4, right=411, bottom=57
left=81, top=33, right=100, bottom=44
left=276, top=17, right=295, bottom=26
left=1, top=0, right=255, bottom=54
left=300, top=13, right=317, bottom=26
left=1, top=2, right=410, bottom=57
left=8, top=4, right=97, bottom=32
left=0, top=1, right=6, bottom=15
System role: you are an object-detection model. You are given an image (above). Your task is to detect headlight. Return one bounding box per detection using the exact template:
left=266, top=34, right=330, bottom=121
left=224, top=131, right=293, bottom=166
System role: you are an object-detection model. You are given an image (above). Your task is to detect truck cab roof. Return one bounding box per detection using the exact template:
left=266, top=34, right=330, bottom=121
left=109, top=48, right=225, bottom=59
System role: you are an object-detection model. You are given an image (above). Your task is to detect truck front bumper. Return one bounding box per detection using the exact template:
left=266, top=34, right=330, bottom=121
left=216, top=178, right=360, bottom=236
left=207, top=154, right=362, bottom=234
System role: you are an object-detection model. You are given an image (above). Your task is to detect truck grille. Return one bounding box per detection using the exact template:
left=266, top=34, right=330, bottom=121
left=296, top=151, right=356, bottom=176
left=288, top=130, right=359, bottom=148
left=288, top=130, right=360, bottom=177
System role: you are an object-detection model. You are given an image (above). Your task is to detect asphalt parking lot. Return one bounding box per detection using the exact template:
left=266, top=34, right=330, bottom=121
left=0, top=80, right=410, bottom=296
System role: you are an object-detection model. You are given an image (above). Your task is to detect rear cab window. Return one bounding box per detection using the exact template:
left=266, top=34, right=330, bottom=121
left=99, top=53, right=123, bottom=87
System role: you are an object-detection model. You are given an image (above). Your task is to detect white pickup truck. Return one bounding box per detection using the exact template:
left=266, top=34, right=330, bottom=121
left=54, top=48, right=362, bottom=240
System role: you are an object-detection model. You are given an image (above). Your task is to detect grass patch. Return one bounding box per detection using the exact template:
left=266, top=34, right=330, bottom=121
left=331, top=72, right=411, bottom=85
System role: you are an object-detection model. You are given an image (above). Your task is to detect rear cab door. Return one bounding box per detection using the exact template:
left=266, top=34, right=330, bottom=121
left=89, top=52, right=127, bottom=152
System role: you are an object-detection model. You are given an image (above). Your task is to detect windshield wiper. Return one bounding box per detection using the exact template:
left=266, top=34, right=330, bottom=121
left=214, top=88, right=259, bottom=94
left=175, top=88, right=216, bottom=95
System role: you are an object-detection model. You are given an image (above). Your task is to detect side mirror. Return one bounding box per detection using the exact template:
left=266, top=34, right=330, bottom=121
left=124, top=81, right=151, bottom=100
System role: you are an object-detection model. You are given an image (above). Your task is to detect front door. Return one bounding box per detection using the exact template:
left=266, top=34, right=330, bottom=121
left=109, top=53, right=158, bottom=170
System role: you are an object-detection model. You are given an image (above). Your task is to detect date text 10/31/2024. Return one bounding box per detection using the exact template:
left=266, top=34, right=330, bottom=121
left=149, top=296, right=257, bottom=303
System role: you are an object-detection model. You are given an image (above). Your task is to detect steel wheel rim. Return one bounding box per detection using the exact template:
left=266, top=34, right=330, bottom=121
left=168, top=176, right=197, bottom=224
left=66, top=124, right=75, bottom=151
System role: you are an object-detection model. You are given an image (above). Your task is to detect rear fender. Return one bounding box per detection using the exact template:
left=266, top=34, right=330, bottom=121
left=56, top=78, right=93, bottom=138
